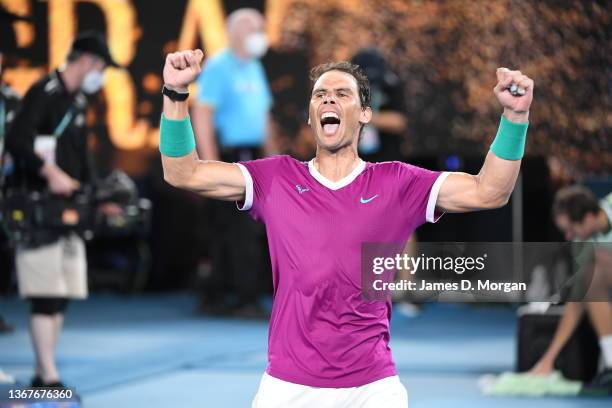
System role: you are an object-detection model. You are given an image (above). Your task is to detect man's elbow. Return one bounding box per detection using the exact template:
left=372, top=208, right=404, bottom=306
left=163, top=172, right=180, bottom=188
left=163, top=169, right=191, bottom=190
left=481, top=193, right=510, bottom=209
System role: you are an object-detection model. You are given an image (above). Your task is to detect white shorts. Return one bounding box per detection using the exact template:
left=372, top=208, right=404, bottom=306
left=16, top=234, right=88, bottom=299
left=252, top=372, right=408, bottom=408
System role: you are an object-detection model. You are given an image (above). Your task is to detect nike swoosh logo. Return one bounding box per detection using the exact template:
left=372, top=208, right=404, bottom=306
left=360, top=194, right=378, bottom=204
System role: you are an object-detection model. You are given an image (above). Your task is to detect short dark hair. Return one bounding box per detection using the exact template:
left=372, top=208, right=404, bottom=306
left=553, top=185, right=600, bottom=222
left=309, top=61, right=371, bottom=109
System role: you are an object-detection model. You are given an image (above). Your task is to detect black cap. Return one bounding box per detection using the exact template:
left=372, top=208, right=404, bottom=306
left=351, top=48, right=387, bottom=86
left=70, top=31, right=119, bottom=68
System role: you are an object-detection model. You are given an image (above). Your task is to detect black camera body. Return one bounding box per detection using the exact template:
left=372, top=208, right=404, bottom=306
left=1, top=189, right=91, bottom=245
left=0, top=171, right=151, bottom=246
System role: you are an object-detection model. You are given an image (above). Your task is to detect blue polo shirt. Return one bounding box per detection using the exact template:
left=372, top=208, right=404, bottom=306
left=196, top=49, right=272, bottom=147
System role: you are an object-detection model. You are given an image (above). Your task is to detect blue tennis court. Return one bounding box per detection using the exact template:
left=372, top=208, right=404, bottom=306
left=0, top=295, right=608, bottom=407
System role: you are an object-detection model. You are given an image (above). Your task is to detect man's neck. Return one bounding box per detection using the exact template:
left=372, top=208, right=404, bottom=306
left=314, top=147, right=361, bottom=182
left=596, top=208, right=611, bottom=235
left=229, top=46, right=249, bottom=62
left=58, top=63, right=82, bottom=93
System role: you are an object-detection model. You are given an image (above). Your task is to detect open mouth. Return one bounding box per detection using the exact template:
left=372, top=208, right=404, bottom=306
left=320, top=112, right=341, bottom=136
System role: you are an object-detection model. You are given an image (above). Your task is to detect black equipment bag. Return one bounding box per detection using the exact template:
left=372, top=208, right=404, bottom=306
left=517, top=305, right=600, bottom=382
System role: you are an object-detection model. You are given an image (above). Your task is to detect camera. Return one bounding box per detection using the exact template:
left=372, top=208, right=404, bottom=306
left=0, top=171, right=151, bottom=246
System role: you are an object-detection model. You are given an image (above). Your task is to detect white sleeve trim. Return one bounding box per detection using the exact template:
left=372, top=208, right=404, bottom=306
left=426, top=172, right=450, bottom=223
left=235, top=163, right=253, bottom=211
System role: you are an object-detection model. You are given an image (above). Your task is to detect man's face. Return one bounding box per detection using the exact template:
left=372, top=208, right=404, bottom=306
left=231, top=14, right=265, bottom=51
left=308, top=70, right=371, bottom=152
left=75, top=53, right=105, bottom=82
left=242, top=15, right=264, bottom=39
left=555, top=213, right=598, bottom=241
left=84, top=54, right=105, bottom=75
left=77, top=54, right=106, bottom=93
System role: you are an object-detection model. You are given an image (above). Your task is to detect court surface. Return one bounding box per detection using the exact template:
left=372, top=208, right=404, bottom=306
left=0, top=295, right=609, bottom=407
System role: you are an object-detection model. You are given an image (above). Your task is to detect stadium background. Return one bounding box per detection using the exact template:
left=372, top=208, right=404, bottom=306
left=1, top=1, right=611, bottom=407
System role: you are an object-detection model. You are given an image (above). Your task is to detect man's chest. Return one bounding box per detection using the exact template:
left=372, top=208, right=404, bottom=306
left=40, top=99, right=86, bottom=136
left=226, top=68, right=264, bottom=97
left=264, top=172, right=404, bottom=244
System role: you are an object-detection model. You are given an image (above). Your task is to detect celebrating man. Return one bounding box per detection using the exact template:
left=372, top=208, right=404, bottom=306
left=159, top=49, right=533, bottom=407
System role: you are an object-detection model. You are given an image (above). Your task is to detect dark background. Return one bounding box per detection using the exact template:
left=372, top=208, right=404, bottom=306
left=3, top=0, right=609, bottom=291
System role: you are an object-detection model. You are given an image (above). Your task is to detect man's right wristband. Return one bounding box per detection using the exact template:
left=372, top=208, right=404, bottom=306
left=159, top=114, right=196, bottom=157
left=490, top=115, right=528, bottom=161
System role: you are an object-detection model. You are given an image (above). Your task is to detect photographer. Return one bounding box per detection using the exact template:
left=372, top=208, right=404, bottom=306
left=0, top=31, right=21, bottom=336
left=4, top=31, right=120, bottom=388
left=350, top=47, right=408, bottom=163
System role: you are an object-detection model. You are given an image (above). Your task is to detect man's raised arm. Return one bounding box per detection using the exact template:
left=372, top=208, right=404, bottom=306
left=160, top=50, right=246, bottom=201
left=436, top=68, right=534, bottom=213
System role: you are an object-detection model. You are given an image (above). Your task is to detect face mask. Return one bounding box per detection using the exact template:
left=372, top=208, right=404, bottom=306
left=81, top=70, right=105, bottom=94
left=244, top=32, right=268, bottom=59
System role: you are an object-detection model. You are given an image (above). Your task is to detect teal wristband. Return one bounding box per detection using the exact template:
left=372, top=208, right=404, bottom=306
left=490, top=115, right=528, bottom=160
left=159, top=114, right=196, bottom=157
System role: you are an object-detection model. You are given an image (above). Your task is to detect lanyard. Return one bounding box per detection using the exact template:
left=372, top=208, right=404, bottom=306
left=52, top=106, right=76, bottom=138
left=0, top=96, right=75, bottom=140
left=0, top=98, right=6, bottom=182
left=0, top=98, right=5, bottom=141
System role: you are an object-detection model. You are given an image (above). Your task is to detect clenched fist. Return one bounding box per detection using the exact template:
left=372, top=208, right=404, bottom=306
left=163, top=49, right=204, bottom=92
left=494, top=68, right=534, bottom=121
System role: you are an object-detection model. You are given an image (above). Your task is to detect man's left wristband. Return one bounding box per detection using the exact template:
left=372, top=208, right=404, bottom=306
left=162, top=85, right=189, bottom=102
left=159, top=114, right=196, bottom=157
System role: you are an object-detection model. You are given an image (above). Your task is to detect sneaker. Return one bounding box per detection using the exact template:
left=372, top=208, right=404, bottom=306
left=44, top=381, right=66, bottom=388
left=580, top=368, right=612, bottom=397
left=31, top=375, right=44, bottom=387
left=31, top=376, right=66, bottom=389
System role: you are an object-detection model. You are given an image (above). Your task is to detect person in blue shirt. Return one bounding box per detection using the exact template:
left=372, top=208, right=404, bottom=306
left=193, top=8, right=272, bottom=160
left=192, top=8, right=273, bottom=317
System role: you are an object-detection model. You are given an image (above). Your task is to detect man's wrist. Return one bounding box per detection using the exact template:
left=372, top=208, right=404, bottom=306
left=163, top=84, right=189, bottom=93
left=39, top=162, right=54, bottom=179
left=503, top=108, right=529, bottom=123
left=162, top=95, right=189, bottom=119
left=540, top=351, right=557, bottom=364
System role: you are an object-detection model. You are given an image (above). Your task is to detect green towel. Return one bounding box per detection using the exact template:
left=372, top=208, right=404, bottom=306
left=479, top=371, right=582, bottom=397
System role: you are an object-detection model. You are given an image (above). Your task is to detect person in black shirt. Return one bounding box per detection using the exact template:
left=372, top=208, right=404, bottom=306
left=350, top=49, right=423, bottom=317
left=350, top=48, right=408, bottom=163
left=0, top=8, right=26, bottom=386
left=0, top=31, right=21, bottom=337
left=5, top=31, right=118, bottom=388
